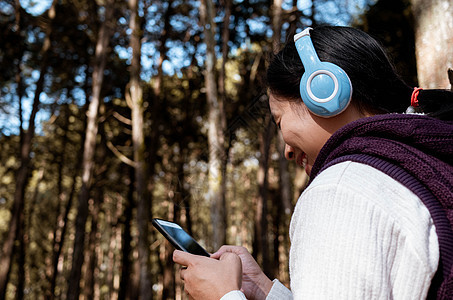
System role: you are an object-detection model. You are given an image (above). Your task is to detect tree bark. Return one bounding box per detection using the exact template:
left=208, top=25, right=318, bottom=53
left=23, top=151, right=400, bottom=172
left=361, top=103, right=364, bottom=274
left=128, top=0, right=153, bottom=298
left=14, top=0, right=25, bottom=148
left=219, top=0, right=231, bottom=245
left=411, top=0, right=453, bottom=88
left=153, top=0, right=172, bottom=98
left=271, top=0, right=293, bottom=216
left=49, top=98, right=89, bottom=299
left=271, top=0, right=283, bottom=51
left=16, top=11, right=35, bottom=293
left=254, top=116, right=274, bottom=277
left=200, top=0, right=227, bottom=251
left=66, top=2, right=115, bottom=298
left=84, top=195, right=101, bottom=299
left=118, top=165, right=134, bottom=300
left=0, top=1, right=57, bottom=297
left=84, top=128, right=107, bottom=298
left=287, top=0, right=302, bottom=39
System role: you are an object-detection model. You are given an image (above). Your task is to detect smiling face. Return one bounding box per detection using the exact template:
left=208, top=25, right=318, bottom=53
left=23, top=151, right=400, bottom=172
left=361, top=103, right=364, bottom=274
left=269, top=93, right=370, bottom=175
left=269, top=94, right=331, bottom=174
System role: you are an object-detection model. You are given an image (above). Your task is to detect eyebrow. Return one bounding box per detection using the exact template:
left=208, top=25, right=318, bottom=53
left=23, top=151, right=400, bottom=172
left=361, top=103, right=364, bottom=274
left=267, top=105, right=276, bottom=124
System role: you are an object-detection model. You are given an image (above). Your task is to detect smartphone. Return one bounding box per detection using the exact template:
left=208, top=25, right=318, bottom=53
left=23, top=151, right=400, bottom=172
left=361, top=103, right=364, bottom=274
left=152, top=218, right=210, bottom=257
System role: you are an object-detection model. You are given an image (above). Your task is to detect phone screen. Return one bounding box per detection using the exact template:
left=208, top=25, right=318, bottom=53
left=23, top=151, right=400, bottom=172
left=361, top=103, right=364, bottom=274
left=152, top=218, right=210, bottom=257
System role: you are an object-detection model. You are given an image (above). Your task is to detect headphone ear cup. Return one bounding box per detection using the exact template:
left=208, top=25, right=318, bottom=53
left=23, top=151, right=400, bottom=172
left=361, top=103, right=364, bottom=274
left=294, top=28, right=352, bottom=118
left=299, top=62, right=352, bottom=117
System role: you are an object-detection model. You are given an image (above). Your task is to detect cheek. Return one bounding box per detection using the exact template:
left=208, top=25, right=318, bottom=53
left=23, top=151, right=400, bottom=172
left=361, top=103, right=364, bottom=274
left=281, top=127, right=304, bottom=149
left=304, top=126, right=330, bottom=160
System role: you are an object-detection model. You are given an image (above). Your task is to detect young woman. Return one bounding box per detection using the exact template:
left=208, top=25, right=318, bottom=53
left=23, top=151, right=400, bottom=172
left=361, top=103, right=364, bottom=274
left=173, top=26, right=453, bottom=299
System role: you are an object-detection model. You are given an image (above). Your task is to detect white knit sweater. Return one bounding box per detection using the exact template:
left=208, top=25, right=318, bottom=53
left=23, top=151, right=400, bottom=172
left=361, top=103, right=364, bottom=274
left=222, top=161, right=439, bottom=300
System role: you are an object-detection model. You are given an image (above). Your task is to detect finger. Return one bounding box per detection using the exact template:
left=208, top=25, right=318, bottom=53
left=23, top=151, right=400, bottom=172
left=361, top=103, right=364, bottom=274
left=180, top=267, right=187, bottom=281
left=173, top=250, right=198, bottom=266
left=219, top=251, right=238, bottom=261
left=211, top=245, right=247, bottom=259
left=219, top=252, right=242, bottom=269
left=211, top=245, right=235, bottom=258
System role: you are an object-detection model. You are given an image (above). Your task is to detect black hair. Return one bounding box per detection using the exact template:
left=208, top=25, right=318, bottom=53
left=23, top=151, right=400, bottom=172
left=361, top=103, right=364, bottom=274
left=266, top=26, right=453, bottom=120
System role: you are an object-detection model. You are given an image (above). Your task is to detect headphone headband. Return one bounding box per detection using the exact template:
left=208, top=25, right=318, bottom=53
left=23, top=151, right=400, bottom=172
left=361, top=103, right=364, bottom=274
left=294, top=28, right=352, bottom=117
left=294, top=28, right=320, bottom=73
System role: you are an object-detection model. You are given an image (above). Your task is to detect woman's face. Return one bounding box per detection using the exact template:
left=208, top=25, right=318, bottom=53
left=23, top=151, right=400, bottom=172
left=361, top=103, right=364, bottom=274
left=269, top=93, right=367, bottom=175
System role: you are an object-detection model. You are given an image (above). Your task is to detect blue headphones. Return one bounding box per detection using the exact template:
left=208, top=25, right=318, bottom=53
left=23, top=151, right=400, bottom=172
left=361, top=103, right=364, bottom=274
left=294, top=28, right=352, bottom=117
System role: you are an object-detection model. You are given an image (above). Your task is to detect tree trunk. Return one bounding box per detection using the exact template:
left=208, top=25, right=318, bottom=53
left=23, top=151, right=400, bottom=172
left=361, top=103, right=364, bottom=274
left=277, top=134, right=293, bottom=214
left=153, top=0, right=172, bottom=98
left=287, top=0, right=302, bottom=39
left=254, top=116, right=274, bottom=277
left=84, top=195, right=100, bottom=299
left=84, top=128, right=107, bottom=298
left=14, top=0, right=25, bottom=148
left=271, top=0, right=283, bottom=51
left=49, top=99, right=89, bottom=299
left=219, top=0, right=231, bottom=245
left=66, top=2, right=114, bottom=298
left=16, top=204, right=25, bottom=300
left=118, top=165, right=134, bottom=300
left=411, top=0, right=453, bottom=88
left=0, top=1, right=57, bottom=297
left=128, top=0, right=153, bottom=298
left=271, top=187, right=282, bottom=278
left=271, top=0, right=293, bottom=216
left=200, top=0, right=227, bottom=251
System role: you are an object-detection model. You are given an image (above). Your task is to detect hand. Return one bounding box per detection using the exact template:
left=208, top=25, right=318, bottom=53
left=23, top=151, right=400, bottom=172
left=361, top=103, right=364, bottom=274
left=211, top=246, right=273, bottom=300
left=173, top=250, right=242, bottom=300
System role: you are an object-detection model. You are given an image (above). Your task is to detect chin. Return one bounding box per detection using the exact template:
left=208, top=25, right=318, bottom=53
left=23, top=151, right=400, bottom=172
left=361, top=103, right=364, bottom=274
left=305, top=164, right=312, bottom=176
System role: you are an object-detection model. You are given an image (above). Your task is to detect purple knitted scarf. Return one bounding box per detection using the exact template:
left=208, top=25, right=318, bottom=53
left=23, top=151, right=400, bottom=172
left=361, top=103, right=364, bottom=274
left=309, top=113, right=453, bottom=299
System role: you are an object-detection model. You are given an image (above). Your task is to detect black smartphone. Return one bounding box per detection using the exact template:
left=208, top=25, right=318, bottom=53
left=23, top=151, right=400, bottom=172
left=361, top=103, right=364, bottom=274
left=152, top=218, right=210, bottom=257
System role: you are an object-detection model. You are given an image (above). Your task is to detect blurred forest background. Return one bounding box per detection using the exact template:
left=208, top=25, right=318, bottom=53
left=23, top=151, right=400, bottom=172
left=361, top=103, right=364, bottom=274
left=0, top=0, right=452, bottom=299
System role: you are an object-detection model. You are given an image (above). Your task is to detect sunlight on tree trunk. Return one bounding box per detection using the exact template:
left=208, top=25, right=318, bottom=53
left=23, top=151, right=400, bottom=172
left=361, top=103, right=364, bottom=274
left=254, top=116, right=274, bottom=277
left=200, top=0, right=227, bottom=251
left=128, top=0, right=153, bottom=298
left=66, top=2, right=115, bottom=299
left=412, top=0, right=453, bottom=88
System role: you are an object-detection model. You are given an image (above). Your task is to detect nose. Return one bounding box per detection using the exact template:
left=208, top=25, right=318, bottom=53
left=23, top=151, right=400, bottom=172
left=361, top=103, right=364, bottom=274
left=284, top=144, right=295, bottom=161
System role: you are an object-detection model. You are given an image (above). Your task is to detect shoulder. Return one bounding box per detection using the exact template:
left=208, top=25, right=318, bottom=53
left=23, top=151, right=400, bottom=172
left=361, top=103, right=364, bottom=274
left=289, top=161, right=439, bottom=298
left=305, top=160, right=429, bottom=211
left=291, top=161, right=438, bottom=268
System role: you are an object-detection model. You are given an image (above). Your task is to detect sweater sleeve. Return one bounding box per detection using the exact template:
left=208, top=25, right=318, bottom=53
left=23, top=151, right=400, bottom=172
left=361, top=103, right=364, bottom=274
left=288, top=161, right=439, bottom=299
left=266, top=279, right=293, bottom=299
left=220, top=279, right=293, bottom=300
left=220, top=290, right=247, bottom=300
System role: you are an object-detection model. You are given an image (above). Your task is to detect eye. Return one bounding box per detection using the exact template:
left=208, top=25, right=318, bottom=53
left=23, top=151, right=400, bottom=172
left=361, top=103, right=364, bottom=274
left=271, top=114, right=281, bottom=129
